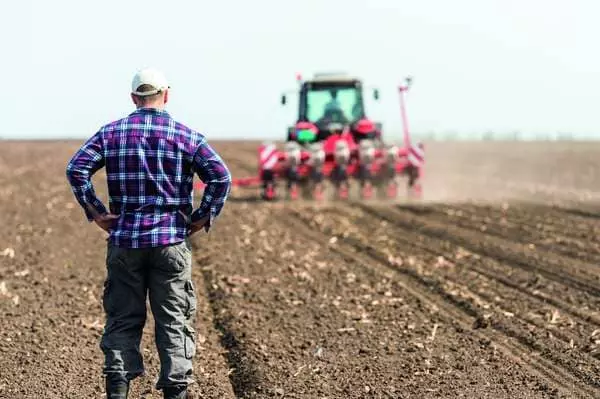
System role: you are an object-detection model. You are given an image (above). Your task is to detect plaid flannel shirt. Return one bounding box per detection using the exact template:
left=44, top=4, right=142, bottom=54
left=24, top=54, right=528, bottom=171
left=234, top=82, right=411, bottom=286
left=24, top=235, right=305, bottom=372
left=66, top=108, right=231, bottom=248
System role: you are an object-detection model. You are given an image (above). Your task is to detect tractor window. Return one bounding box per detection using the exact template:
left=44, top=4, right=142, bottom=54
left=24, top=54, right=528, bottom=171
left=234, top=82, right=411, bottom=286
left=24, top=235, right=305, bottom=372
left=305, top=86, right=363, bottom=123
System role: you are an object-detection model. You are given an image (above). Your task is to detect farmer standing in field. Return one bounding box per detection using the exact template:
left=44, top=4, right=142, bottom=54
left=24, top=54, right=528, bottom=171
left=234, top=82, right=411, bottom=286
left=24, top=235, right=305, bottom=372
left=66, top=68, right=232, bottom=399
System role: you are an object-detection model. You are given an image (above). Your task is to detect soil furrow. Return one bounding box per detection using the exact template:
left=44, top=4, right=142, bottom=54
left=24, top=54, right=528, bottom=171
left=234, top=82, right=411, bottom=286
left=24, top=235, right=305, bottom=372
left=449, top=204, right=600, bottom=257
left=330, top=205, right=600, bottom=328
left=359, top=203, right=600, bottom=298
left=446, top=203, right=600, bottom=240
left=196, top=202, right=565, bottom=397
left=282, top=207, right=600, bottom=397
left=316, top=205, right=600, bottom=381
left=354, top=203, right=600, bottom=328
left=555, top=205, right=600, bottom=220
left=326, top=204, right=600, bottom=331
left=200, top=262, right=262, bottom=397
left=196, top=203, right=501, bottom=397
left=406, top=203, right=600, bottom=263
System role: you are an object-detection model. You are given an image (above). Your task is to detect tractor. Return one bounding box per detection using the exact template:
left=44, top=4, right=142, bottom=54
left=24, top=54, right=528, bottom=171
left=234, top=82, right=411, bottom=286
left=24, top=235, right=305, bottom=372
left=196, top=72, right=424, bottom=201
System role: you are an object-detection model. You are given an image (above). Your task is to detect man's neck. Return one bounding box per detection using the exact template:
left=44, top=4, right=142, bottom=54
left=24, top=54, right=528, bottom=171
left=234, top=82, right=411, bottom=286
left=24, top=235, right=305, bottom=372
left=137, top=103, right=165, bottom=111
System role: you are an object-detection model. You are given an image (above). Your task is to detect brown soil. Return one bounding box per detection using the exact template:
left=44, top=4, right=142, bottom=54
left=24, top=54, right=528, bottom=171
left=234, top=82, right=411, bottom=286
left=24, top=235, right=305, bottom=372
left=1, top=140, right=600, bottom=398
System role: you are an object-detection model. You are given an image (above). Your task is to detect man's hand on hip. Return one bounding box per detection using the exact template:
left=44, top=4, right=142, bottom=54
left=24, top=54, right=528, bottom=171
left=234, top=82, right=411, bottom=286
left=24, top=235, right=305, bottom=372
left=189, top=215, right=210, bottom=236
left=94, top=213, right=119, bottom=233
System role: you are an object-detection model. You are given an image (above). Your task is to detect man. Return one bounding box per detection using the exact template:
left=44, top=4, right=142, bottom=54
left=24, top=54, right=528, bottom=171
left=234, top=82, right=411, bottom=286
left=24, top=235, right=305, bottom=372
left=323, top=88, right=342, bottom=113
left=66, top=68, right=231, bottom=399
left=320, top=89, right=348, bottom=124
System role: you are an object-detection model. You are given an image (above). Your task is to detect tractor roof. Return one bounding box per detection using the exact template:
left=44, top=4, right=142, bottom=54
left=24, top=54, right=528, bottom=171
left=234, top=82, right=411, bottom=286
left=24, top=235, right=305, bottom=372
left=310, top=72, right=360, bottom=83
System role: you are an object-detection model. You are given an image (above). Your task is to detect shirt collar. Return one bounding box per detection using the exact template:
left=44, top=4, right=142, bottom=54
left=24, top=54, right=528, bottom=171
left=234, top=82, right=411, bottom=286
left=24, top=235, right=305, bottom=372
left=130, top=107, right=170, bottom=117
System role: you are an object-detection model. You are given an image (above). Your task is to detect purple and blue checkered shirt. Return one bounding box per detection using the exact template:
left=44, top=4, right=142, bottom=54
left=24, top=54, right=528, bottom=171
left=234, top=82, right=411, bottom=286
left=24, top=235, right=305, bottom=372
left=66, top=107, right=231, bottom=248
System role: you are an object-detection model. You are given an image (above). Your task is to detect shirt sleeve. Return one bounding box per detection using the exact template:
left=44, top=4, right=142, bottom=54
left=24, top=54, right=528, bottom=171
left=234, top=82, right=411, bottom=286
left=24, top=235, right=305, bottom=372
left=191, top=137, right=232, bottom=231
left=65, top=132, right=108, bottom=221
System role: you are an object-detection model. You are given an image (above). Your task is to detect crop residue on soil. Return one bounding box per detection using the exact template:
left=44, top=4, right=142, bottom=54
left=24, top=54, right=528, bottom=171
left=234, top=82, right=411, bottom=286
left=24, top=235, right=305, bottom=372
left=1, top=141, right=600, bottom=398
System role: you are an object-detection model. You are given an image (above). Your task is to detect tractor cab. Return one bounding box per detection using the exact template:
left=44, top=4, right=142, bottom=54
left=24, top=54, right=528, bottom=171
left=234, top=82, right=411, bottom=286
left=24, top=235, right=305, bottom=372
left=281, top=73, right=381, bottom=145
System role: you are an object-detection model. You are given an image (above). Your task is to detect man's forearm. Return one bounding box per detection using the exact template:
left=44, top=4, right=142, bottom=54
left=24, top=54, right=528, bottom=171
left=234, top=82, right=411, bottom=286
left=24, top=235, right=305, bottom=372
left=191, top=137, right=232, bottom=229
left=66, top=132, right=107, bottom=221
left=68, top=181, right=108, bottom=221
left=190, top=180, right=231, bottom=229
left=66, top=167, right=107, bottom=221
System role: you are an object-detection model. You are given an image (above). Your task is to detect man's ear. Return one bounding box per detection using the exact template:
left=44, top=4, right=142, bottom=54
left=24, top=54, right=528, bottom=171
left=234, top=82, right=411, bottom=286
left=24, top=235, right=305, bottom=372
left=163, top=90, right=169, bottom=104
left=131, top=93, right=139, bottom=106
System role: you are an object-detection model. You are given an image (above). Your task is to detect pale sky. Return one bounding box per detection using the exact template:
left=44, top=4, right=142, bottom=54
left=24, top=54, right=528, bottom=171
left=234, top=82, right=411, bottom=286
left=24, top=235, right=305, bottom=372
left=2, top=0, right=598, bottom=140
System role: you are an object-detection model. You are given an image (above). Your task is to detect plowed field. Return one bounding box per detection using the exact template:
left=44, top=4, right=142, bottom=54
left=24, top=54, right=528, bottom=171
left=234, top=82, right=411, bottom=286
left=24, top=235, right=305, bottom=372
left=1, top=140, right=600, bottom=398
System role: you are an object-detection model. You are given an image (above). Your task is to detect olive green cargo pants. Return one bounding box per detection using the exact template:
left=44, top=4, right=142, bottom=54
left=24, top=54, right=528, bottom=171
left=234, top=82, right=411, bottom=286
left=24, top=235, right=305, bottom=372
left=100, top=240, right=197, bottom=390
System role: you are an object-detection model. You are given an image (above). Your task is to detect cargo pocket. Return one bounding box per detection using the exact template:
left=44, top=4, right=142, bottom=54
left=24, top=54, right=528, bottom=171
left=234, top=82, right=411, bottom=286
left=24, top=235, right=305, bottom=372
left=158, top=242, right=191, bottom=274
left=182, top=238, right=192, bottom=255
left=183, top=325, right=196, bottom=359
left=184, top=280, right=197, bottom=319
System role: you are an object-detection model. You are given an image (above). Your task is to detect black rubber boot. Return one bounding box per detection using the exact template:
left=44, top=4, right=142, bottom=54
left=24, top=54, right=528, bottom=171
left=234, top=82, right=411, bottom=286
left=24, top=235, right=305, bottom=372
left=163, top=385, right=188, bottom=399
left=105, top=378, right=129, bottom=399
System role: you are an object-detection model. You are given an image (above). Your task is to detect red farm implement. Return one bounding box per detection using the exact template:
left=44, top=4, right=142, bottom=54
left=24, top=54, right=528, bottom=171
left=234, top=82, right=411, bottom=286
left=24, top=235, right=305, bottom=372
left=196, top=73, right=424, bottom=201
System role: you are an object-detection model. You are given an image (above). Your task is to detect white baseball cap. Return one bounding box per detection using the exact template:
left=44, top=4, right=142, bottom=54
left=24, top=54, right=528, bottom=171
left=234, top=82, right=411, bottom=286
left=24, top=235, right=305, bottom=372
left=131, top=67, right=170, bottom=96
